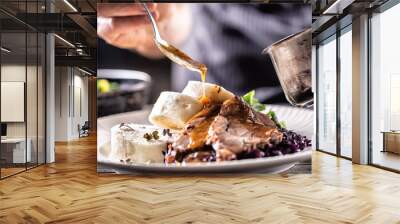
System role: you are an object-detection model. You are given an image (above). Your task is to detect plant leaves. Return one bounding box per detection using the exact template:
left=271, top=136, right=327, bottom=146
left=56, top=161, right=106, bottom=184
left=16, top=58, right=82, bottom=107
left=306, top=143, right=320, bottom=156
left=242, top=90, right=286, bottom=129
left=242, top=90, right=256, bottom=106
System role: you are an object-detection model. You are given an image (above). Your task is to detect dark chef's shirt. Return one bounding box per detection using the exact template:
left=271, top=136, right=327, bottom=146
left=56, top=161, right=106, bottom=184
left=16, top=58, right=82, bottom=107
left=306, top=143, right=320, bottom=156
left=172, top=3, right=311, bottom=103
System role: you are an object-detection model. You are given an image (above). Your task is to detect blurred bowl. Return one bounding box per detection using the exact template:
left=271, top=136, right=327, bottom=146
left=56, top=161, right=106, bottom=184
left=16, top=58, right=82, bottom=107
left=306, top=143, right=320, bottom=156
left=97, top=69, right=151, bottom=117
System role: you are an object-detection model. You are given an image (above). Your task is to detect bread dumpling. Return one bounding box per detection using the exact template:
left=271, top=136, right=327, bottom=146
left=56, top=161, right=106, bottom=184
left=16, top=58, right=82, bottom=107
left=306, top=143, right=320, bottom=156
left=182, top=81, right=234, bottom=103
left=110, top=124, right=166, bottom=163
left=149, top=91, right=203, bottom=129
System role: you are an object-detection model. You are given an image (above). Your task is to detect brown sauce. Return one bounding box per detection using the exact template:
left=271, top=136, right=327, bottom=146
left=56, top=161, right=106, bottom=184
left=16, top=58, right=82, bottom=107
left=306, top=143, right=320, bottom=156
left=185, top=105, right=220, bottom=150
left=158, top=42, right=209, bottom=104
left=198, top=65, right=209, bottom=104
left=188, top=116, right=215, bottom=149
left=199, top=95, right=210, bottom=105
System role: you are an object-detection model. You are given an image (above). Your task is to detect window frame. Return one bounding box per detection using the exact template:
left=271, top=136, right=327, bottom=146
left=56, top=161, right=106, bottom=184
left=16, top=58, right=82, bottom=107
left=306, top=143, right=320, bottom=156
left=0, top=0, right=47, bottom=180
left=367, top=0, right=400, bottom=173
left=315, top=18, right=353, bottom=161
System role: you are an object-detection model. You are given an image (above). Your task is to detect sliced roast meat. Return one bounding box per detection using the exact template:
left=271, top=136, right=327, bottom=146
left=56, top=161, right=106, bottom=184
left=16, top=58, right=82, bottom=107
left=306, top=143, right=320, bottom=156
left=207, top=97, right=283, bottom=161
left=168, top=96, right=283, bottom=163
left=172, top=104, right=221, bottom=153
left=218, top=96, right=276, bottom=127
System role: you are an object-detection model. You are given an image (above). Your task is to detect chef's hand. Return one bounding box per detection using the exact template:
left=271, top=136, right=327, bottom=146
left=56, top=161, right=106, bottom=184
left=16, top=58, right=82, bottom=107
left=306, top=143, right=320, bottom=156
left=97, top=3, right=191, bottom=59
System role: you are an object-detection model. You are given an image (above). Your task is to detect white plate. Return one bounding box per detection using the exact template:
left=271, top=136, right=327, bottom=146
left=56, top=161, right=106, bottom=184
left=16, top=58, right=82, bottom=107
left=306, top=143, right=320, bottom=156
left=97, top=105, right=313, bottom=174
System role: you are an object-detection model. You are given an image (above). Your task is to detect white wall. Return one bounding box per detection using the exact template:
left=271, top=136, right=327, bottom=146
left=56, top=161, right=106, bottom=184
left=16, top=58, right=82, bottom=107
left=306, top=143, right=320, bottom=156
left=72, top=74, right=89, bottom=136
left=1, top=65, right=26, bottom=139
left=1, top=63, right=46, bottom=164
left=54, top=66, right=89, bottom=141
left=1, top=65, right=40, bottom=138
left=54, top=66, right=69, bottom=141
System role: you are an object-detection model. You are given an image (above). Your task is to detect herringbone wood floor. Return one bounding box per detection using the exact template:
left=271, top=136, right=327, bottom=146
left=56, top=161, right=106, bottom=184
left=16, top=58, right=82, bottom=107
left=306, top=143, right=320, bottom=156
left=1, top=135, right=400, bottom=224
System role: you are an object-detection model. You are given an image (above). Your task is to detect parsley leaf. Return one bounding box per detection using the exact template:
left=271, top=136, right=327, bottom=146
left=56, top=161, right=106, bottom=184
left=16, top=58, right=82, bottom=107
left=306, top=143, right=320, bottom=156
left=242, top=90, right=286, bottom=129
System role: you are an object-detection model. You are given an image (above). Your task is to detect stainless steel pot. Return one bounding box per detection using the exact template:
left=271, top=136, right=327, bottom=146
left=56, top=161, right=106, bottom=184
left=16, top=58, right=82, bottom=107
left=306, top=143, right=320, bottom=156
left=264, top=28, right=313, bottom=107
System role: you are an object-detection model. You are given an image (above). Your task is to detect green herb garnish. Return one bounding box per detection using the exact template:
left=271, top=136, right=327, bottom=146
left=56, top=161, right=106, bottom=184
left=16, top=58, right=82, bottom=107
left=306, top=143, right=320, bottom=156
left=242, top=90, right=286, bottom=129
left=242, top=90, right=266, bottom=111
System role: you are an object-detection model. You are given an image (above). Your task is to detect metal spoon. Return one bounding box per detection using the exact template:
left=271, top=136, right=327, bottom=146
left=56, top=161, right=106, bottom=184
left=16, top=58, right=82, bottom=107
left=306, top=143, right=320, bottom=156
left=141, top=3, right=206, bottom=74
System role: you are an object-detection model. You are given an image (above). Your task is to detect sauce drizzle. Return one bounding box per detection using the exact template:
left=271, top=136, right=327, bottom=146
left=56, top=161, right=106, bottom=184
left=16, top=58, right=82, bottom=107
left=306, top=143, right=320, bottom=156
left=157, top=41, right=209, bottom=104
